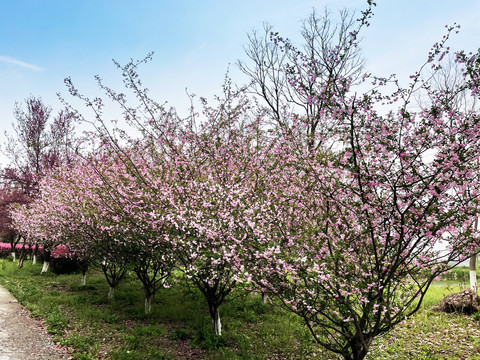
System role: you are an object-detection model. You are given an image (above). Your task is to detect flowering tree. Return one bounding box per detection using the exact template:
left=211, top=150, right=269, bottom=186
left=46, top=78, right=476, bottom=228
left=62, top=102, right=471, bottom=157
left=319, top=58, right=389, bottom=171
left=10, top=189, right=57, bottom=273
left=414, top=51, right=480, bottom=292
left=2, top=96, right=75, bottom=195
left=61, top=55, right=271, bottom=333
left=11, top=148, right=176, bottom=310
left=167, top=85, right=271, bottom=335
left=16, top=4, right=476, bottom=355
left=2, top=96, right=76, bottom=269
left=0, top=185, right=29, bottom=262
left=91, top=150, right=176, bottom=313
left=247, top=24, right=480, bottom=360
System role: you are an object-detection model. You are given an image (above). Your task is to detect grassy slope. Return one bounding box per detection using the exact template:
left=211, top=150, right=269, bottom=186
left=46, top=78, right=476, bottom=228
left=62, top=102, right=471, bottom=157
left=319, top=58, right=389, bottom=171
left=0, top=259, right=480, bottom=359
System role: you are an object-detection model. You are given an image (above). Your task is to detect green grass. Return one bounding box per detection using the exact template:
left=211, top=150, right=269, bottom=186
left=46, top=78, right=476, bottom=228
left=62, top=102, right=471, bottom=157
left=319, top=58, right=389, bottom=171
left=1, top=259, right=480, bottom=359
left=440, top=266, right=474, bottom=285
left=368, top=309, right=480, bottom=359
left=0, top=259, right=316, bottom=359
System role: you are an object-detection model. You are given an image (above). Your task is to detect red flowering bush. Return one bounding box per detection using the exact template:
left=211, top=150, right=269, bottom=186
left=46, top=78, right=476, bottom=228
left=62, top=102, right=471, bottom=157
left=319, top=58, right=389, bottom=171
left=0, top=242, right=36, bottom=259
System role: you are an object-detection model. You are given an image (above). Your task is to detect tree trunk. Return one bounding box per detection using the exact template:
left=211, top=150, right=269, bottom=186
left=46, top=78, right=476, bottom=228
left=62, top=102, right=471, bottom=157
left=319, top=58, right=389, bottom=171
left=81, top=273, right=87, bottom=286
left=11, top=252, right=16, bottom=261
left=108, top=286, right=115, bottom=300
left=470, top=254, right=477, bottom=294
left=17, top=253, right=26, bottom=268
left=145, top=294, right=154, bottom=315
left=18, top=244, right=28, bottom=268
left=470, top=218, right=478, bottom=294
left=261, top=291, right=269, bottom=303
left=42, top=247, right=52, bottom=273
left=212, top=307, right=222, bottom=336
left=32, top=244, right=39, bottom=264
left=346, top=332, right=372, bottom=360
left=41, top=261, right=50, bottom=273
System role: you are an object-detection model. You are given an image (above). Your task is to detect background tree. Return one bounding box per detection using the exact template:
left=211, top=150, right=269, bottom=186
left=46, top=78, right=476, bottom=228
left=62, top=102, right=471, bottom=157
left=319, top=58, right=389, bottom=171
left=2, top=96, right=75, bottom=195
left=0, top=185, right=29, bottom=261
left=1, top=97, right=76, bottom=265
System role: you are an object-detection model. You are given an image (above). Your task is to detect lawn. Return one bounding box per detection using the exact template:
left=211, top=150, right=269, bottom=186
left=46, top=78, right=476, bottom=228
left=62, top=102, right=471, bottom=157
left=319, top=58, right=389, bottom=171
left=0, top=259, right=479, bottom=359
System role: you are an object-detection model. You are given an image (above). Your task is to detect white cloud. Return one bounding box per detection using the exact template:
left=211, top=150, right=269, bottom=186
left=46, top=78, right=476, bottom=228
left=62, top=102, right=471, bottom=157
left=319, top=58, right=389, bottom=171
left=0, top=55, right=43, bottom=72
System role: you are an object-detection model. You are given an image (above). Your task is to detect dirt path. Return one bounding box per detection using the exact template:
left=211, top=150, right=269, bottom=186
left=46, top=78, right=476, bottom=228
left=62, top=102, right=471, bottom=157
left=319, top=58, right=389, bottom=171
left=0, top=284, right=70, bottom=360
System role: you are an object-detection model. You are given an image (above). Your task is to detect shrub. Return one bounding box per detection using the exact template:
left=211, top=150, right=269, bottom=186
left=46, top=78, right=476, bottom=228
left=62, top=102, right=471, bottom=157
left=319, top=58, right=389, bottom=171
left=50, top=256, right=81, bottom=274
left=0, top=242, right=36, bottom=259
left=0, top=242, right=11, bottom=258
left=48, top=245, right=85, bottom=275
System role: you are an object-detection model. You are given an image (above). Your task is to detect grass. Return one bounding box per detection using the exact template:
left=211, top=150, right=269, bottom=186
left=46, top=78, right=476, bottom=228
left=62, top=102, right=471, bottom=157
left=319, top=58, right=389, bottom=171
left=368, top=309, right=480, bottom=359
left=1, top=259, right=480, bottom=359
left=0, top=259, right=316, bottom=359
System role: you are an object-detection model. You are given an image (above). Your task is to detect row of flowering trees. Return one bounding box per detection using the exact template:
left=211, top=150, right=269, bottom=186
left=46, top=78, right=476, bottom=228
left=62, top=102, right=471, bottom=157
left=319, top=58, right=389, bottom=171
left=9, top=7, right=480, bottom=360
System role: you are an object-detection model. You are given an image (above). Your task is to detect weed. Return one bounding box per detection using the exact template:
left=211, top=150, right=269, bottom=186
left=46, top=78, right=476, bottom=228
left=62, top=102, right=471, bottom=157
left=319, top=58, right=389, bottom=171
left=71, top=294, right=88, bottom=305
left=69, top=283, right=96, bottom=292
left=111, top=347, right=168, bottom=360
left=44, top=305, right=69, bottom=334
left=61, top=334, right=99, bottom=352
left=133, top=324, right=166, bottom=336
left=118, top=333, right=143, bottom=350
left=195, top=331, right=226, bottom=350
left=472, top=311, right=480, bottom=322
left=227, top=294, right=268, bottom=323
left=14, top=283, right=44, bottom=303
left=143, top=346, right=169, bottom=359
left=110, top=349, right=138, bottom=360
left=170, top=327, right=191, bottom=340
left=103, top=312, right=120, bottom=324
left=72, top=352, right=98, bottom=360
left=235, top=333, right=253, bottom=359
left=418, top=345, right=438, bottom=360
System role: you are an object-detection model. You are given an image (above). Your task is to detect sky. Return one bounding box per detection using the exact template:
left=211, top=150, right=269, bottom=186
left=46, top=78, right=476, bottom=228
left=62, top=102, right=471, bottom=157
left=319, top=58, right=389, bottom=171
left=0, top=0, right=479, bottom=166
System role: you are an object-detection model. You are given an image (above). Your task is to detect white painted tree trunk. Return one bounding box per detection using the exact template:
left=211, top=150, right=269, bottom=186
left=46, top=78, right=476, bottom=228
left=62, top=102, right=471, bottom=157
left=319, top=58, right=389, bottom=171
left=81, top=274, right=86, bottom=286
left=11, top=252, right=16, bottom=261
left=471, top=218, right=479, bottom=294
left=261, top=292, right=269, bottom=303
left=41, top=261, right=50, bottom=273
left=32, top=255, right=37, bottom=265
left=108, top=286, right=115, bottom=300
left=470, top=255, right=477, bottom=294
left=145, top=295, right=154, bottom=314
left=213, top=309, right=222, bottom=336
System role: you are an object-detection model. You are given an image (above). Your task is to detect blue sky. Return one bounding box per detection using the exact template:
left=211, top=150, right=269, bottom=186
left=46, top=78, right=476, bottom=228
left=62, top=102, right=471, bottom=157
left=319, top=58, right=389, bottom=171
left=1, top=0, right=479, bottom=165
